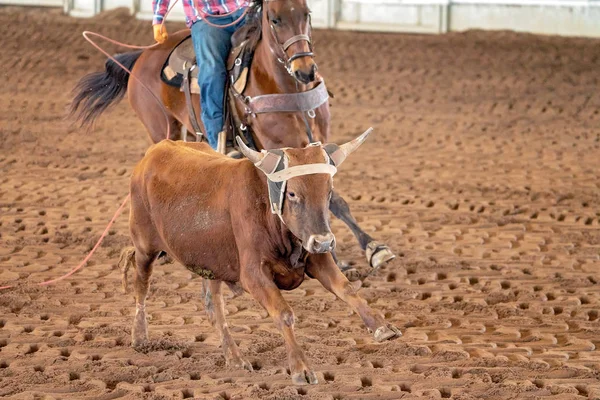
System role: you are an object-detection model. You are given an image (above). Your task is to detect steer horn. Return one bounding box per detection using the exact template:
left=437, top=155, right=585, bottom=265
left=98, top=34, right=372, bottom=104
left=325, top=127, right=373, bottom=167
left=236, top=136, right=264, bottom=164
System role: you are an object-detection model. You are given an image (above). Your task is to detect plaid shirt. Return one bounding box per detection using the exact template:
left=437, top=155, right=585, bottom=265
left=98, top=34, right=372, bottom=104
left=152, top=0, right=249, bottom=27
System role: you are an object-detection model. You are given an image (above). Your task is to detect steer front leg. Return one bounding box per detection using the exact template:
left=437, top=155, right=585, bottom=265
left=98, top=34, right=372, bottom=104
left=240, top=261, right=318, bottom=386
left=307, top=253, right=402, bottom=342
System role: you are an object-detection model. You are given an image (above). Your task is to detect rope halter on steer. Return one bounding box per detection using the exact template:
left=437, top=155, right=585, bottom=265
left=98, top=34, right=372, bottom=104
left=235, top=127, right=374, bottom=222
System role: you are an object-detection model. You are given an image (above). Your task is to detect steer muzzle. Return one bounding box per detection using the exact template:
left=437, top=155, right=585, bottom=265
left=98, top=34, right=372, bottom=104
left=306, top=233, right=336, bottom=253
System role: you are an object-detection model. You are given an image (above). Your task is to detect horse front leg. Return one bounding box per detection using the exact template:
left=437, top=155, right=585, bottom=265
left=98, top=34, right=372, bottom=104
left=330, top=190, right=396, bottom=270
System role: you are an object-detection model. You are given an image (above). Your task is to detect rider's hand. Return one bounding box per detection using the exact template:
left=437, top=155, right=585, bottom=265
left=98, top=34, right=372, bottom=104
left=153, top=24, right=168, bottom=44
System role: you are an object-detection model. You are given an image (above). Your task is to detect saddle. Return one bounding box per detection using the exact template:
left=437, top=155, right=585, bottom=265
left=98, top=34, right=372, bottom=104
left=161, top=33, right=252, bottom=96
left=161, top=30, right=255, bottom=146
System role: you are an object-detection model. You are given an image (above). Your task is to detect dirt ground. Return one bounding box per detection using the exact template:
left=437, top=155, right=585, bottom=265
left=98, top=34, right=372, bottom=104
left=1, top=5, right=599, bottom=400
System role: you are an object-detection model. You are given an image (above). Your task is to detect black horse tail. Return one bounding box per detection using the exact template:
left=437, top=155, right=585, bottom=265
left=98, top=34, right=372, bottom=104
left=70, top=50, right=143, bottom=127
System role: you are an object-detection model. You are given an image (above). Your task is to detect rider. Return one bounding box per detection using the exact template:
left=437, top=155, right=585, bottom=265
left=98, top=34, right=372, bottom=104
left=152, top=0, right=249, bottom=154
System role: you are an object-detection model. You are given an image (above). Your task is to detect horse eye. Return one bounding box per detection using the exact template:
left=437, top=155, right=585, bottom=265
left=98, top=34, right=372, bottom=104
left=287, top=191, right=296, bottom=199
left=271, top=17, right=280, bottom=25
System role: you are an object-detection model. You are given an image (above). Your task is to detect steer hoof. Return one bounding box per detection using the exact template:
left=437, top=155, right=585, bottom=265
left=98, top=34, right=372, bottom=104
left=157, top=252, right=174, bottom=265
left=292, top=370, right=318, bottom=385
left=373, top=325, right=402, bottom=342
left=366, top=242, right=396, bottom=269
left=339, top=261, right=361, bottom=282
left=131, top=337, right=148, bottom=349
left=227, top=356, right=253, bottom=371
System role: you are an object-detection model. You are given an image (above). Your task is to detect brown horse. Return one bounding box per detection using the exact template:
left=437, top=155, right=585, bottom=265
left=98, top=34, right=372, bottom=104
left=70, top=0, right=395, bottom=272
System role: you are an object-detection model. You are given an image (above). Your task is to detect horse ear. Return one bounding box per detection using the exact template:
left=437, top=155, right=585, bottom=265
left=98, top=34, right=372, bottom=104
left=324, top=127, right=373, bottom=167
left=236, top=136, right=264, bottom=164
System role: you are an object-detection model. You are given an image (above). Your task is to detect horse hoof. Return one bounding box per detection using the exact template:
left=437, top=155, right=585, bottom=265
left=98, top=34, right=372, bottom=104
left=366, top=242, right=395, bottom=269
left=373, top=325, right=402, bottom=342
left=292, top=370, right=319, bottom=385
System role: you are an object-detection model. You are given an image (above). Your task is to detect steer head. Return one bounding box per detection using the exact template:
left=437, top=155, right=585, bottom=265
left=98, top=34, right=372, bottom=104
left=236, top=128, right=372, bottom=254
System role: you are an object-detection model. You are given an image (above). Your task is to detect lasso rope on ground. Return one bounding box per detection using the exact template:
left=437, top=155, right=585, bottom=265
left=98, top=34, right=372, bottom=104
left=0, top=0, right=247, bottom=290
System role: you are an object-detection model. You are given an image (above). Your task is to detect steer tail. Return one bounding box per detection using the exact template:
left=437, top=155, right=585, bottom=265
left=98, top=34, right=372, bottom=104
left=69, top=51, right=143, bottom=127
left=118, top=247, right=136, bottom=293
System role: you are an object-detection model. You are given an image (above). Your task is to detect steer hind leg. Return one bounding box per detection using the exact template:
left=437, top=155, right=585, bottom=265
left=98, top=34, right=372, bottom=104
left=201, top=279, right=252, bottom=371
left=307, top=253, right=402, bottom=342
left=330, top=191, right=395, bottom=270
left=131, top=249, right=159, bottom=347
left=240, top=262, right=317, bottom=385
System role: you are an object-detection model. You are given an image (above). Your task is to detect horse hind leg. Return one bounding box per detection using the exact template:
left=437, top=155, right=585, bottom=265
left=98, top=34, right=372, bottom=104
left=330, top=191, right=396, bottom=272
left=128, top=78, right=183, bottom=144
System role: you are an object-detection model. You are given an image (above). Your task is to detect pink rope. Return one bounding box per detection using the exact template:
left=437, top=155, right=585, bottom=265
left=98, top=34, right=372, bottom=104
left=201, top=7, right=248, bottom=29
left=0, top=195, right=131, bottom=290
left=0, top=1, right=250, bottom=291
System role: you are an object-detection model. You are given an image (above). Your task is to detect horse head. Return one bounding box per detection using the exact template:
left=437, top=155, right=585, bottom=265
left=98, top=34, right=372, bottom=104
left=262, top=0, right=317, bottom=84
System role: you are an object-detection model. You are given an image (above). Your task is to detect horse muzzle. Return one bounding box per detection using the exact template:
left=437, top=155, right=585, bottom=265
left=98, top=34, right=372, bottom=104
left=294, top=63, right=317, bottom=84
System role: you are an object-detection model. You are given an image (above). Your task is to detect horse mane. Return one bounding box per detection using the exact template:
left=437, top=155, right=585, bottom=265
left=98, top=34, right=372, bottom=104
left=232, top=1, right=263, bottom=49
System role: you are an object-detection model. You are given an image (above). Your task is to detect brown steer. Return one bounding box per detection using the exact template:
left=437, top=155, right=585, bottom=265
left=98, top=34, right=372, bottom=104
left=120, top=129, right=401, bottom=385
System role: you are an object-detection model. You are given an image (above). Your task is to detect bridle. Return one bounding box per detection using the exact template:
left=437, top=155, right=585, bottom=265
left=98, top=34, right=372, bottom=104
left=264, top=0, right=315, bottom=77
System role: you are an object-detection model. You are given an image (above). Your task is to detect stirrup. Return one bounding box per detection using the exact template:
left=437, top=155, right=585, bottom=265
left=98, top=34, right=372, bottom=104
left=218, top=131, right=242, bottom=158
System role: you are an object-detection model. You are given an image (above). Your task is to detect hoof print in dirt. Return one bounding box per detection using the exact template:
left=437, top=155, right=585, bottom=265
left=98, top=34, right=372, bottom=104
left=374, top=325, right=402, bottom=342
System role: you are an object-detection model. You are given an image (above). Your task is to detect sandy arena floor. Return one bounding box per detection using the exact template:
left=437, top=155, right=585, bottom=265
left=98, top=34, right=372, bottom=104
left=1, top=6, right=600, bottom=400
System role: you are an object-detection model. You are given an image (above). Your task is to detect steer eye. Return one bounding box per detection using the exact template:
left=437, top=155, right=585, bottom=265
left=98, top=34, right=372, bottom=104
left=271, top=17, right=281, bottom=25
left=287, top=191, right=297, bottom=200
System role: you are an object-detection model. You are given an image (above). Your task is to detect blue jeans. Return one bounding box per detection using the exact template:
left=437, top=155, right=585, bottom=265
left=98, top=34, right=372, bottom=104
left=191, top=8, right=247, bottom=149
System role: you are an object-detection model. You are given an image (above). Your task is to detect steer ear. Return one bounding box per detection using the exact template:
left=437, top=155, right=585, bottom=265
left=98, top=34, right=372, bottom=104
left=236, top=136, right=264, bottom=164
left=324, top=127, right=373, bottom=167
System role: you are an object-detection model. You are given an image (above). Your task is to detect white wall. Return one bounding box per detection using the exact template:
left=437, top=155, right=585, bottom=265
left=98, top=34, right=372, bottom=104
left=450, top=2, right=600, bottom=37
left=336, top=0, right=448, bottom=33
left=4, top=0, right=599, bottom=38
left=0, top=0, right=61, bottom=6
